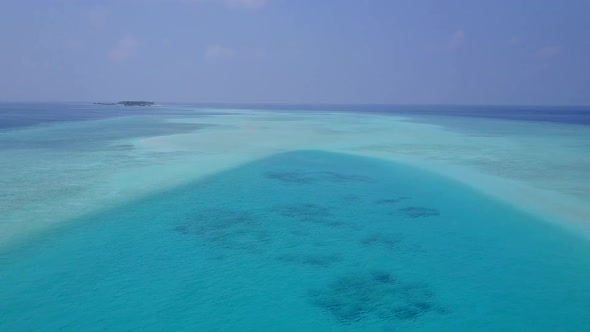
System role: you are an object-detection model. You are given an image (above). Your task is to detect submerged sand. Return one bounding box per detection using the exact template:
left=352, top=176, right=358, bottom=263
left=1, top=107, right=590, bottom=247
left=135, top=109, right=590, bottom=237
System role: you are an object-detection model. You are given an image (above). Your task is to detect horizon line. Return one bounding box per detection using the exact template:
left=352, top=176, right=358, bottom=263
left=1, top=101, right=590, bottom=108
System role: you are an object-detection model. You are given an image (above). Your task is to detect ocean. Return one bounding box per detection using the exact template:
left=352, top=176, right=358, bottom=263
left=1, top=103, right=590, bottom=331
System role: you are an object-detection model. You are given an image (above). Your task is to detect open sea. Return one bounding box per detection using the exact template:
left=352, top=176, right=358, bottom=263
left=1, top=103, right=590, bottom=331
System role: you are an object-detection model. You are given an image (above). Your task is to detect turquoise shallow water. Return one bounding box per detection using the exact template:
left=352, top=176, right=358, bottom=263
left=1, top=150, right=590, bottom=331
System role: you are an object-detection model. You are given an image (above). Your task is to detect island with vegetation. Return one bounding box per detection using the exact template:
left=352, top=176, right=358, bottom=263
left=94, top=101, right=155, bottom=106
left=117, top=101, right=155, bottom=106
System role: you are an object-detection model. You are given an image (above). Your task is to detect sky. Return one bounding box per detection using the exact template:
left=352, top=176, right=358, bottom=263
left=0, top=0, right=589, bottom=105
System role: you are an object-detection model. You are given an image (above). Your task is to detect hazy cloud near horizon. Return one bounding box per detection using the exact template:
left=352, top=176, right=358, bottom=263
left=0, top=0, right=589, bottom=105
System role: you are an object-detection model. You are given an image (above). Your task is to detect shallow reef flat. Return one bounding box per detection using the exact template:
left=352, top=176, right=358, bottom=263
left=2, top=107, right=590, bottom=247
left=2, top=150, right=590, bottom=331
left=136, top=108, right=590, bottom=238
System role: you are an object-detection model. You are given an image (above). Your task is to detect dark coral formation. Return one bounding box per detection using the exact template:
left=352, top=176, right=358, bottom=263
left=309, top=272, right=443, bottom=324
left=397, top=206, right=440, bottom=218
left=173, top=209, right=270, bottom=251
left=375, top=197, right=410, bottom=205
left=360, top=234, right=400, bottom=249
left=265, top=170, right=370, bottom=184
left=372, top=271, right=397, bottom=284
left=265, top=171, right=315, bottom=184
left=319, top=171, right=371, bottom=183
left=276, top=253, right=343, bottom=268
left=274, top=203, right=347, bottom=227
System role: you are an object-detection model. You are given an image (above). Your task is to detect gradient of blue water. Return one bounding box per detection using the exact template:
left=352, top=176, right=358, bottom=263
left=0, top=103, right=235, bottom=131
left=3, top=103, right=590, bottom=131
left=0, top=103, right=142, bottom=130
left=230, top=104, right=590, bottom=125
left=2, top=151, right=589, bottom=331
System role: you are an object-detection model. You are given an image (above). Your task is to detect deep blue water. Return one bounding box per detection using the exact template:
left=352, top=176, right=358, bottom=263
left=186, top=104, right=590, bottom=125
left=0, top=103, right=138, bottom=130
left=0, top=103, right=234, bottom=131
left=2, top=151, right=590, bottom=331
left=336, top=104, right=590, bottom=125
left=2, top=103, right=590, bottom=131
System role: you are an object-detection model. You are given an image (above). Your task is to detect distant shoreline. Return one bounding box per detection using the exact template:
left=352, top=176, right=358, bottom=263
left=94, top=101, right=155, bottom=106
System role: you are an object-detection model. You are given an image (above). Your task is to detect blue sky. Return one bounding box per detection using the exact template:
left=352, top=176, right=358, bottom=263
left=0, top=0, right=588, bottom=105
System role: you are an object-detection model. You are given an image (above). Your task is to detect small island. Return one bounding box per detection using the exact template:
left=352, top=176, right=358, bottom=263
left=94, top=101, right=155, bottom=106
left=117, top=101, right=155, bottom=106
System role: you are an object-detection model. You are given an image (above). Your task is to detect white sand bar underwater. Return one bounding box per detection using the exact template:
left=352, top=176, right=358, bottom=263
left=1, top=106, right=590, bottom=247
